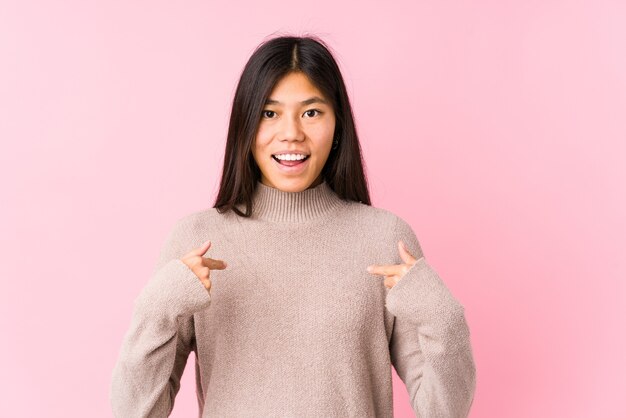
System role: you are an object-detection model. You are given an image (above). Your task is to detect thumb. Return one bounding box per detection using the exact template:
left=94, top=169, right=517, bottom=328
left=398, top=240, right=416, bottom=264
left=190, top=239, right=212, bottom=256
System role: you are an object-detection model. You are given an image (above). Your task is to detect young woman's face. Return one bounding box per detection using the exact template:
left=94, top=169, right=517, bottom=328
left=252, top=71, right=336, bottom=192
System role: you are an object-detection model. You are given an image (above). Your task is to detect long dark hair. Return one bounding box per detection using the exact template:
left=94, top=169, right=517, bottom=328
left=213, top=34, right=371, bottom=217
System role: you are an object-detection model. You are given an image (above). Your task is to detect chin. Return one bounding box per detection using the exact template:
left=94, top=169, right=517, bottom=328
left=265, top=176, right=317, bottom=192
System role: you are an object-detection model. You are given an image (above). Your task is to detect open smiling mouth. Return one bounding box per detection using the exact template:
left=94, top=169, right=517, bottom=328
left=271, top=155, right=310, bottom=167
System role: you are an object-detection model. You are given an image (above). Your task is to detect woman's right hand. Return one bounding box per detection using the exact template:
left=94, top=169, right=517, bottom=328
left=180, top=240, right=228, bottom=293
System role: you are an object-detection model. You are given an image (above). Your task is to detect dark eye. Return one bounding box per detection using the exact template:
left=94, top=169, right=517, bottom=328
left=304, top=109, right=323, bottom=118
left=262, top=110, right=276, bottom=119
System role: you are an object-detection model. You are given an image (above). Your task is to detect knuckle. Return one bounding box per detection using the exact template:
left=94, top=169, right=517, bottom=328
left=190, top=256, right=201, bottom=268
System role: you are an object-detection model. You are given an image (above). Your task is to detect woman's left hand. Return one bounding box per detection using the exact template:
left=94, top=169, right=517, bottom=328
left=366, top=240, right=418, bottom=289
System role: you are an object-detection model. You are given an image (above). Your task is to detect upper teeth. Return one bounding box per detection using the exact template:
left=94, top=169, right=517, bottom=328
left=274, top=154, right=307, bottom=161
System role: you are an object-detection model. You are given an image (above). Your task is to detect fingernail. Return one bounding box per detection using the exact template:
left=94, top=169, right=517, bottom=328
left=367, top=265, right=373, bottom=272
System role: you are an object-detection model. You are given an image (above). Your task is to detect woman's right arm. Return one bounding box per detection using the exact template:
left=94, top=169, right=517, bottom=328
left=110, top=218, right=212, bottom=418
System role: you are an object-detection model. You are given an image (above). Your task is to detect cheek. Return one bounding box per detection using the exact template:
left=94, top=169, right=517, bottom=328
left=254, top=130, right=272, bottom=151
left=252, top=140, right=270, bottom=166
left=309, top=122, right=334, bottom=137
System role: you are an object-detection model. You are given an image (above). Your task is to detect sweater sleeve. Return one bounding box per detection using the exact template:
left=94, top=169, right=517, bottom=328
left=385, top=216, right=476, bottom=418
left=110, top=217, right=212, bottom=418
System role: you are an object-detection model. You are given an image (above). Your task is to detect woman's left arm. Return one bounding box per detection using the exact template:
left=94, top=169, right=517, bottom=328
left=368, top=216, right=477, bottom=418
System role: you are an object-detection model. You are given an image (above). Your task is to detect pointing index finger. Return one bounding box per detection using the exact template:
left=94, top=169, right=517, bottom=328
left=366, top=264, right=401, bottom=276
left=203, top=257, right=228, bottom=270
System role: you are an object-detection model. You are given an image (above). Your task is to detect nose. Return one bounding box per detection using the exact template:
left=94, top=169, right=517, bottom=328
left=279, top=113, right=305, bottom=141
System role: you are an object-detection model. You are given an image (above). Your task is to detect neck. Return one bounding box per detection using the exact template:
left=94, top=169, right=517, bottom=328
left=250, top=179, right=346, bottom=223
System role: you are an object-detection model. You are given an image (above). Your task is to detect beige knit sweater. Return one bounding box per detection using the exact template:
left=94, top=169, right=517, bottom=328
left=110, top=180, right=476, bottom=417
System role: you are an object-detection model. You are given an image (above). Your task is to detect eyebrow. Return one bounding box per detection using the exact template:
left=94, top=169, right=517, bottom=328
left=264, top=96, right=329, bottom=106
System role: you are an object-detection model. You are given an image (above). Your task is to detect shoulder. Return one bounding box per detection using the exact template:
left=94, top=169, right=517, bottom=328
left=348, top=201, right=423, bottom=255
left=152, top=208, right=226, bottom=267
left=342, top=201, right=416, bottom=239
left=171, top=207, right=233, bottom=232
left=158, top=208, right=232, bottom=255
left=341, top=201, right=425, bottom=259
left=346, top=200, right=410, bottom=227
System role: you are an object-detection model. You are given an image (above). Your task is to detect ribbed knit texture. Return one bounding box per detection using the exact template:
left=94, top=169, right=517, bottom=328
left=110, top=180, right=476, bottom=418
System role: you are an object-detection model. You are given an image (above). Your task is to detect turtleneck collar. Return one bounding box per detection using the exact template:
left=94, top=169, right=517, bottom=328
left=250, top=179, right=346, bottom=223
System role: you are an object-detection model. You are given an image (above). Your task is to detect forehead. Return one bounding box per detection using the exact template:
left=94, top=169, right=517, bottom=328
left=266, top=72, right=328, bottom=105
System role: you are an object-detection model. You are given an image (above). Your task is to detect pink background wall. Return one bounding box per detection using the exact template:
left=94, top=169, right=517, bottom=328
left=1, top=0, right=625, bottom=417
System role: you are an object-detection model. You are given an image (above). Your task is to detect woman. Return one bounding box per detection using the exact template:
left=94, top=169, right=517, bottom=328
left=111, top=35, right=476, bottom=418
